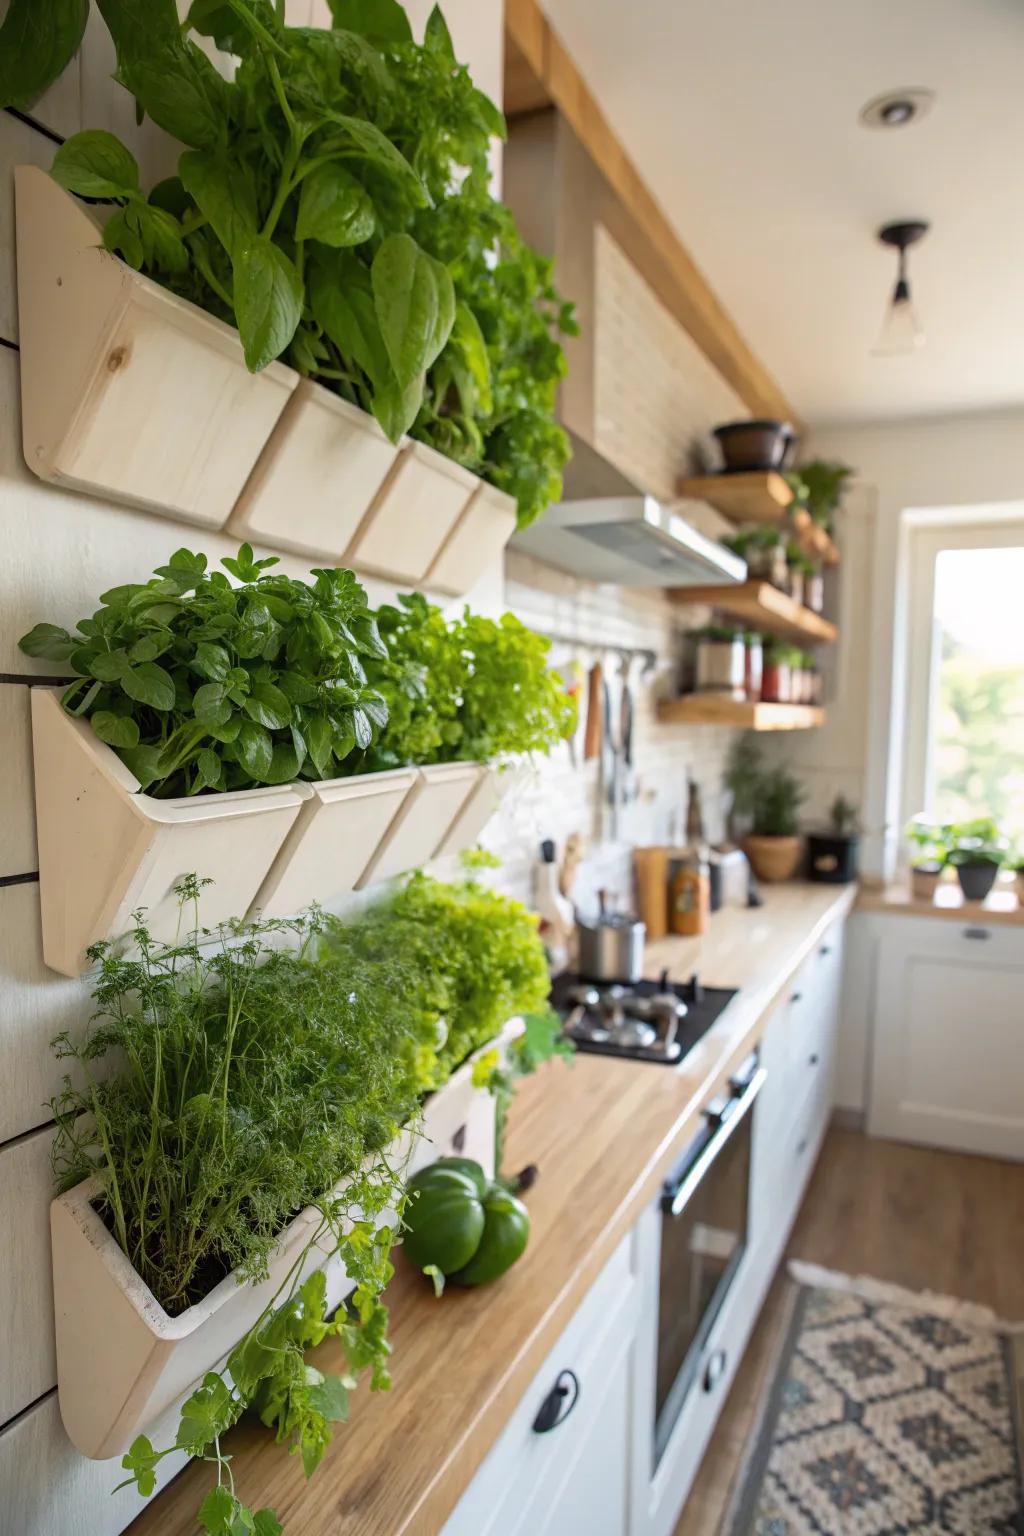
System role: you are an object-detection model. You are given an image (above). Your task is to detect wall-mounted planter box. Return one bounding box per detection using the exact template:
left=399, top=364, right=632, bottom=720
left=248, top=766, right=418, bottom=920
left=50, top=1018, right=522, bottom=1460
left=357, top=762, right=483, bottom=888
left=434, top=763, right=523, bottom=859
left=344, top=440, right=478, bottom=584
left=30, top=689, right=307, bottom=977
left=14, top=167, right=297, bottom=529
left=227, top=378, right=401, bottom=560
left=426, top=482, right=519, bottom=597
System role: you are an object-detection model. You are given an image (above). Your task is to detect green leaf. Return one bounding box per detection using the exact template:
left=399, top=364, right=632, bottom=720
left=372, top=233, right=454, bottom=390
left=326, top=0, right=412, bottom=44
left=349, top=614, right=387, bottom=659
left=306, top=1372, right=349, bottom=1423
left=309, top=250, right=390, bottom=387
left=295, top=162, right=375, bottom=249
left=0, top=0, right=88, bottom=111
left=424, top=6, right=454, bottom=58
left=305, top=714, right=334, bottom=778
left=117, top=1434, right=160, bottom=1499
left=472, top=87, right=506, bottom=140
left=102, top=13, right=229, bottom=151
left=371, top=371, right=423, bottom=442
left=51, top=131, right=140, bottom=201
left=119, top=744, right=165, bottom=788
left=233, top=237, right=304, bottom=372
left=243, top=677, right=291, bottom=730
left=321, top=112, right=427, bottom=207
left=191, top=642, right=232, bottom=682
left=186, top=0, right=278, bottom=54
left=193, top=681, right=233, bottom=727
left=121, top=662, right=176, bottom=712
left=197, top=1484, right=261, bottom=1535
left=236, top=720, right=273, bottom=779
left=179, top=149, right=258, bottom=259
left=18, top=622, right=76, bottom=661
left=449, top=301, right=492, bottom=415
left=91, top=711, right=141, bottom=749
left=176, top=1372, right=238, bottom=1456
left=252, top=1514, right=283, bottom=1536
left=423, top=1262, right=446, bottom=1298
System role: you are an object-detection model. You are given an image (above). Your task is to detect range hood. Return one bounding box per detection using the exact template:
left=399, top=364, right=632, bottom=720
left=513, top=494, right=747, bottom=589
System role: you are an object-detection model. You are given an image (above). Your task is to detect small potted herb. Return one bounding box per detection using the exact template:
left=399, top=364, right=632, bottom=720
left=905, top=816, right=951, bottom=901
left=785, top=541, right=807, bottom=608
left=690, top=625, right=746, bottom=698
left=745, top=764, right=806, bottom=882
left=946, top=818, right=1006, bottom=903
left=744, top=525, right=788, bottom=587
left=788, top=460, right=854, bottom=534
left=807, top=795, right=861, bottom=884
left=744, top=631, right=764, bottom=700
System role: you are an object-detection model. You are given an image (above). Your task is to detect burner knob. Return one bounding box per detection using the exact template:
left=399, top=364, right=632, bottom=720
left=688, top=972, right=704, bottom=1005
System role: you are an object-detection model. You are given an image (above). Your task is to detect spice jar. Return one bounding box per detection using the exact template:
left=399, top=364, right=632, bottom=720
left=693, top=627, right=746, bottom=698
left=805, top=566, right=825, bottom=614
left=762, top=644, right=792, bottom=703
left=744, top=632, right=763, bottom=701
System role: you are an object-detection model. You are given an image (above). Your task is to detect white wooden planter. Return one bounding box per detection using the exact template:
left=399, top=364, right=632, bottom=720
left=14, top=168, right=297, bottom=528
left=247, top=766, right=418, bottom=920
left=344, top=440, right=478, bottom=584
left=434, top=763, right=524, bottom=859
left=356, top=762, right=483, bottom=888
left=50, top=1019, right=522, bottom=1460
left=228, top=378, right=400, bottom=560
left=30, top=689, right=307, bottom=977
left=426, top=482, right=518, bottom=596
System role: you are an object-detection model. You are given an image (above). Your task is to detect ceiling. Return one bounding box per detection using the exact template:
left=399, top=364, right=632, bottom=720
left=536, top=0, right=1024, bottom=427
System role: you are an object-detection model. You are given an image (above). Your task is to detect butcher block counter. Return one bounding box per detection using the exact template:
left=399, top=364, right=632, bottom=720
left=128, top=881, right=855, bottom=1536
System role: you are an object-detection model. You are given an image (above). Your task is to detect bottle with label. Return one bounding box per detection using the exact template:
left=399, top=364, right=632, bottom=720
left=670, top=779, right=710, bottom=936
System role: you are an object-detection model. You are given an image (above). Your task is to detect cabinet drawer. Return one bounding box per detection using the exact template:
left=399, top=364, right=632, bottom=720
left=441, top=1234, right=636, bottom=1536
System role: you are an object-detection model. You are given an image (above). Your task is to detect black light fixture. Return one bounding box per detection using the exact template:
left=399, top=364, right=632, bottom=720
left=873, top=220, right=930, bottom=355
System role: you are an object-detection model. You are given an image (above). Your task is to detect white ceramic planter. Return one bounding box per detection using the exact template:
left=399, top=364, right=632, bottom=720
left=14, top=168, right=297, bottom=528
left=356, top=762, right=483, bottom=888
left=51, top=1018, right=522, bottom=1460
left=426, top=482, right=518, bottom=596
left=228, top=378, right=400, bottom=560
left=248, top=766, right=418, bottom=920
left=30, top=689, right=307, bottom=977
left=344, top=440, right=478, bottom=584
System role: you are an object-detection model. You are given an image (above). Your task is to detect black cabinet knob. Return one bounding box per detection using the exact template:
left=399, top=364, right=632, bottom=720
left=820, top=944, right=832, bottom=957
left=809, top=1052, right=820, bottom=1067
left=532, top=1369, right=580, bottom=1433
left=790, top=991, right=803, bottom=1005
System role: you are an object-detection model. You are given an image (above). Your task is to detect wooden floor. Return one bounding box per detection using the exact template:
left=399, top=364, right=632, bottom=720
left=673, top=1126, right=1024, bottom=1535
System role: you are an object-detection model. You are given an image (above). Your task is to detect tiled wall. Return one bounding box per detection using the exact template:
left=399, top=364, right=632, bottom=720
left=0, top=18, right=739, bottom=1534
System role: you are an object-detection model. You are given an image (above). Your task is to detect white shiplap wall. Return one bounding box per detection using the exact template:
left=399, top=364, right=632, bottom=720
left=0, top=7, right=740, bottom=1532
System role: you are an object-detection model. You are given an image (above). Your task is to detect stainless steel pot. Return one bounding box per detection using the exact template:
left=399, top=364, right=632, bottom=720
left=576, top=891, right=646, bottom=982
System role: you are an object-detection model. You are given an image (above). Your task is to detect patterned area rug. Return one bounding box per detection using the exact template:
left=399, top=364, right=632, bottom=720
left=726, top=1265, right=1024, bottom=1535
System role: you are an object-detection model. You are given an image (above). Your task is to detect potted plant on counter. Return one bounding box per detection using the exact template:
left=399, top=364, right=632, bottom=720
left=807, top=795, right=861, bottom=884
left=905, top=816, right=951, bottom=901
left=745, top=764, right=806, bottom=882
left=946, top=818, right=1006, bottom=903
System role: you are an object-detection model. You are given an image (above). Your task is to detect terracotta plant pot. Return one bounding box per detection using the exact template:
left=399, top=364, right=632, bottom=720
left=910, top=865, right=942, bottom=902
left=744, top=835, right=803, bottom=883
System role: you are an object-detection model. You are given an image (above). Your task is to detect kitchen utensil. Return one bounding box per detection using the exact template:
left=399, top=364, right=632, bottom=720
left=634, top=846, right=669, bottom=939
left=559, top=831, right=583, bottom=902
left=583, top=661, right=603, bottom=760
left=618, top=656, right=638, bottom=806
left=601, top=672, right=618, bottom=840
left=707, top=846, right=751, bottom=911
left=712, top=419, right=794, bottom=472
left=576, top=889, right=645, bottom=982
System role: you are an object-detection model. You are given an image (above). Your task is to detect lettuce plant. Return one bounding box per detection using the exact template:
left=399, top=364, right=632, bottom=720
left=19, top=545, right=388, bottom=797
left=23, top=0, right=574, bottom=527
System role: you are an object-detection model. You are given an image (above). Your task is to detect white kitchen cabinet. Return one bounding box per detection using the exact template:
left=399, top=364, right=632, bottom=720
left=440, top=1233, right=638, bottom=1536
left=869, top=915, right=1024, bottom=1159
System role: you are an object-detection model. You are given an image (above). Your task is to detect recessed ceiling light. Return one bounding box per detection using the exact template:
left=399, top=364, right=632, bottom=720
left=859, top=89, right=935, bottom=129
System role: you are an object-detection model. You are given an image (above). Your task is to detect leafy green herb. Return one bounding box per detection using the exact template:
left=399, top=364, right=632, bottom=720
left=18, top=546, right=388, bottom=797
left=0, top=0, right=88, bottom=111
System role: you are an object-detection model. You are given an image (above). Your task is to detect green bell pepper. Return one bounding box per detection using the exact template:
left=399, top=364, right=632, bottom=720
left=403, top=1157, right=530, bottom=1288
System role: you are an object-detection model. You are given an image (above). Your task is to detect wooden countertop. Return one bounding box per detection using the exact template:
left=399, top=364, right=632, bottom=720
left=857, top=878, right=1024, bottom=928
left=129, top=882, right=856, bottom=1536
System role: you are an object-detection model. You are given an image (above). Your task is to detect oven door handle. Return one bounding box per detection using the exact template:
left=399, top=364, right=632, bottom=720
left=662, top=1068, right=767, bottom=1218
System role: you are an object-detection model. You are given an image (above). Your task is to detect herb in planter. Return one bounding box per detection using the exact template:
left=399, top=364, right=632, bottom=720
left=19, top=545, right=388, bottom=796
left=785, top=460, right=853, bottom=532
left=352, top=594, right=577, bottom=771
left=751, top=765, right=805, bottom=839
left=32, top=0, right=575, bottom=527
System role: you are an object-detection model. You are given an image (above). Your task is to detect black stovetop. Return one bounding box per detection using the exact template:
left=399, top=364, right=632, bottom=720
left=549, top=971, right=738, bottom=1066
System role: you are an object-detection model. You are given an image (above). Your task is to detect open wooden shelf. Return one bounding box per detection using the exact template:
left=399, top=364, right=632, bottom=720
left=677, top=471, right=840, bottom=567
left=657, top=697, right=825, bottom=731
left=668, top=580, right=838, bottom=644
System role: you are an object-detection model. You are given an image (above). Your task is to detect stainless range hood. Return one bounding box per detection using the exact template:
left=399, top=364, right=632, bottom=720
left=513, top=494, right=747, bottom=589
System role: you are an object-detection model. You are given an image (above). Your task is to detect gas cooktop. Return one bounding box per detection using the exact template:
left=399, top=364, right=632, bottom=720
left=549, top=970, right=738, bottom=1066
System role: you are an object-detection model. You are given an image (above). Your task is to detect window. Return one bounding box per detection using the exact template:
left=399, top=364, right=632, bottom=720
left=901, top=518, right=1024, bottom=844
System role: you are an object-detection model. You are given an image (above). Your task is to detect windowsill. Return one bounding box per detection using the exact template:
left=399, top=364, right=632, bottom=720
left=857, top=877, right=1024, bottom=927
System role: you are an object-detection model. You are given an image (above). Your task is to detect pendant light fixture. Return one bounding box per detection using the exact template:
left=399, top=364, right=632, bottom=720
left=873, top=220, right=929, bottom=354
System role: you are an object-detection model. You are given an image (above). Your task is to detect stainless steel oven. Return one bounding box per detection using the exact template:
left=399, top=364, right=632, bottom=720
left=654, top=1052, right=765, bottom=1464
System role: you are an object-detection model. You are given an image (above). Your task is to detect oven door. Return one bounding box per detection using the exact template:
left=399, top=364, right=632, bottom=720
left=654, top=1055, right=765, bottom=1464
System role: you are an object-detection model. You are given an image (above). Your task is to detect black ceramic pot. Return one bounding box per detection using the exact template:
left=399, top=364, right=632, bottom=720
left=954, top=860, right=999, bottom=902
left=713, top=420, right=794, bottom=473
left=807, top=832, right=860, bottom=885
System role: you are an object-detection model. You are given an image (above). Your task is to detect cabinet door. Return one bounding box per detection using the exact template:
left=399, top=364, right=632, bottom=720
left=869, top=919, right=1024, bottom=1158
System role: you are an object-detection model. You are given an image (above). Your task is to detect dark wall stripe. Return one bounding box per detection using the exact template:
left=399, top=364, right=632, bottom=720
left=0, top=674, right=73, bottom=687
left=0, top=338, right=19, bottom=354
left=3, top=106, right=65, bottom=148
left=0, top=1116, right=53, bottom=1157
left=0, top=872, right=39, bottom=889
left=0, top=1385, right=57, bottom=1439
